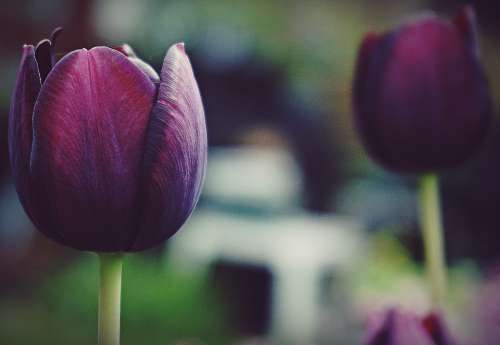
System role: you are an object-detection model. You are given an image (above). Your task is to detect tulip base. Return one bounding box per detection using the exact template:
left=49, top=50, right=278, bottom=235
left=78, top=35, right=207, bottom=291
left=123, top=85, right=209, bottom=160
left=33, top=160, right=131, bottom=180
left=418, top=174, right=447, bottom=310
left=98, top=253, right=123, bottom=345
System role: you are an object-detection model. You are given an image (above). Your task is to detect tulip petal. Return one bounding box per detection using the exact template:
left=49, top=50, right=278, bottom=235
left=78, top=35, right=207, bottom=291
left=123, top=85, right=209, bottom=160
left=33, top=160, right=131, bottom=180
left=390, top=312, right=435, bottom=345
left=355, top=15, right=491, bottom=173
left=49, top=27, right=63, bottom=66
left=8, top=45, right=41, bottom=226
left=353, top=32, right=384, bottom=147
left=114, top=44, right=160, bottom=82
left=384, top=19, right=488, bottom=171
left=354, top=33, right=380, bottom=85
left=354, top=31, right=396, bottom=167
left=30, top=46, right=156, bottom=251
left=363, top=309, right=435, bottom=345
left=35, top=39, right=52, bottom=83
left=422, top=313, right=457, bottom=345
left=34, top=28, right=63, bottom=82
left=131, top=43, right=207, bottom=251
left=454, top=6, right=478, bottom=53
left=353, top=32, right=380, bottom=106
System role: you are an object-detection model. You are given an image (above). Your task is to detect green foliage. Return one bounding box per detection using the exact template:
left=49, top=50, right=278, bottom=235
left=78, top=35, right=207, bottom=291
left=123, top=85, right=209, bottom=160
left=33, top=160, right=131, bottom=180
left=0, top=254, right=231, bottom=345
left=349, top=231, right=481, bottom=312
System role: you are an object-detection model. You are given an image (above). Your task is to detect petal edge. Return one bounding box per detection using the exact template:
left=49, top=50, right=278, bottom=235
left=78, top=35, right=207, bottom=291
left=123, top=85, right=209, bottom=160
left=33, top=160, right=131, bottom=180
left=132, top=43, right=207, bottom=251
left=8, top=45, right=41, bottom=226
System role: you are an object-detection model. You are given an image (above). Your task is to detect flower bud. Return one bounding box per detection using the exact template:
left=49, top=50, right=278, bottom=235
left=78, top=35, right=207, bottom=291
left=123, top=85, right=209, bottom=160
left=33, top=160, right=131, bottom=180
left=353, top=7, right=491, bottom=173
left=362, top=309, right=457, bottom=345
left=9, top=29, right=207, bottom=252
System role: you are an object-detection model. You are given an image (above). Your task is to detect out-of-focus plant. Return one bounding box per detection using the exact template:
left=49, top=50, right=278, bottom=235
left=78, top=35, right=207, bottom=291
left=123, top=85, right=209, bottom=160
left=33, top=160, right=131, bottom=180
left=0, top=256, right=231, bottom=345
left=473, top=267, right=500, bottom=345
left=361, top=308, right=457, bottom=345
left=350, top=232, right=480, bottom=317
left=352, top=6, right=492, bottom=310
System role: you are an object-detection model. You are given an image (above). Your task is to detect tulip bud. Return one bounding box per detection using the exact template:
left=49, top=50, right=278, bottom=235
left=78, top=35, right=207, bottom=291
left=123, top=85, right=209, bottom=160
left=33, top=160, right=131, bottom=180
left=362, top=309, right=457, bottom=345
left=353, top=6, right=491, bottom=173
left=8, top=30, right=207, bottom=252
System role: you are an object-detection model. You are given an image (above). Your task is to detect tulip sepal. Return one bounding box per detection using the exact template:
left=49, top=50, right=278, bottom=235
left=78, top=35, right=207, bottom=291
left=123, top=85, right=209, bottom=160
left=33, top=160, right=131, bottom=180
left=418, top=174, right=447, bottom=309
left=98, top=253, right=123, bottom=345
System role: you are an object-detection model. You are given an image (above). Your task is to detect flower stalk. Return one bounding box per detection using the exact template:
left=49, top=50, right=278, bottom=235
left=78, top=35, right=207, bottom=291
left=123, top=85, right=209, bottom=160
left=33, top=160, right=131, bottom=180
left=418, top=174, right=447, bottom=309
left=98, top=253, right=123, bottom=345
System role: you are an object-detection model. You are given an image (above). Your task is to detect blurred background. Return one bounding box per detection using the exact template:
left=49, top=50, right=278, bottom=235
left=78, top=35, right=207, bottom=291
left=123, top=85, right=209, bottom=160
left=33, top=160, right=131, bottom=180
left=1, top=0, right=500, bottom=344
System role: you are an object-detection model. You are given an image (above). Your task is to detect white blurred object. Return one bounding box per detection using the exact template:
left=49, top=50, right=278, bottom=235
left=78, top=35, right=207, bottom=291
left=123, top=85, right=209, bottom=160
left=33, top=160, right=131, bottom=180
left=168, top=146, right=363, bottom=345
left=168, top=209, right=363, bottom=345
left=166, top=146, right=365, bottom=344
left=203, top=147, right=302, bottom=209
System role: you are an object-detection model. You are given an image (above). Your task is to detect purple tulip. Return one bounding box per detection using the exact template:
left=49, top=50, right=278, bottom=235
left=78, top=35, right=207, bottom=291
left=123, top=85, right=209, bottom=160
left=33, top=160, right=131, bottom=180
left=353, top=6, right=491, bottom=173
left=9, top=29, right=207, bottom=252
left=362, top=309, right=457, bottom=345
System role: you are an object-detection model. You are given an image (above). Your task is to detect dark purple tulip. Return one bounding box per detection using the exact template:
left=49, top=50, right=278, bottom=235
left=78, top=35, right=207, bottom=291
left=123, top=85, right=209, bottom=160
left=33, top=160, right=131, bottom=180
left=8, top=29, right=207, bottom=252
left=353, top=6, right=491, bottom=173
left=362, top=309, right=457, bottom=345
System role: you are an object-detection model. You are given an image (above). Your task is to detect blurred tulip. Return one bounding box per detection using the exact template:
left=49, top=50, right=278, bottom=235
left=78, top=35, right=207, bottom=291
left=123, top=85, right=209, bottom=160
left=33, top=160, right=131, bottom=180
left=474, top=268, right=500, bottom=345
left=353, top=6, right=491, bottom=173
left=362, top=309, right=457, bottom=345
left=8, top=29, right=207, bottom=252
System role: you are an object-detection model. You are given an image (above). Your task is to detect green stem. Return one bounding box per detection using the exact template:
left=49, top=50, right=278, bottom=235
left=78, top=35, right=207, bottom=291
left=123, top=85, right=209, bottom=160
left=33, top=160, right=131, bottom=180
left=418, top=174, right=447, bottom=310
left=98, top=253, right=123, bottom=345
